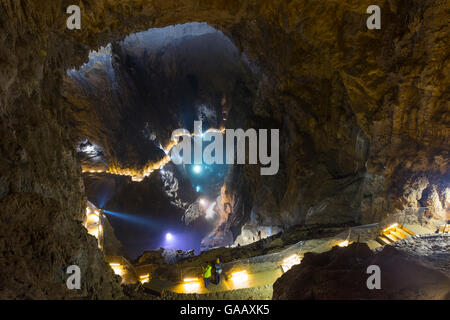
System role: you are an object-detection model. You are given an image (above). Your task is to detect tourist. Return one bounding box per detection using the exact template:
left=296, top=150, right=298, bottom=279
left=202, top=262, right=212, bottom=288
left=215, top=258, right=224, bottom=284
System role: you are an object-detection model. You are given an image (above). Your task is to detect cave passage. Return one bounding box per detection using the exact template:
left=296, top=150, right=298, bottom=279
left=65, top=22, right=256, bottom=260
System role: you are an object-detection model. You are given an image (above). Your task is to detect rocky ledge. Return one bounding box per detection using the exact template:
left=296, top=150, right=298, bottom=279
left=273, top=235, right=450, bottom=300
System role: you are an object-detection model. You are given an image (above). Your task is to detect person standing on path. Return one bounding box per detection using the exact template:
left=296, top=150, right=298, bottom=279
left=202, top=262, right=212, bottom=288
left=214, top=257, right=224, bottom=284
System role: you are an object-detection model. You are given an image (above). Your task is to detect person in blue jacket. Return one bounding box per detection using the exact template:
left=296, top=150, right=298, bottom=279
left=214, top=257, right=224, bottom=284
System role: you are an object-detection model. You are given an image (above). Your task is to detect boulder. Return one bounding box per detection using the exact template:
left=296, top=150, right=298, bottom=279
left=273, top=241, right=450, bottom=300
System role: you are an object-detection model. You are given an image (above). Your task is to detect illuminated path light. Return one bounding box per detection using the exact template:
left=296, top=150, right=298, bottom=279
left=183, top=277, right=201, bottom=292
left=168, top=268, right=283, bottom=294
left=109, top=263, right=124, bottom=276
left=231, top=270, right=249, bottom=283
left=192, top=165, right=202, bottom=174
left=281, top=254, right=301, bottom=272
left=230, top=270, right=249, bottom=289
left=139, top=273, right=150, bottom=284
left=337, top=240, right=350, bottom=247
left=141, top=216, right=433, bottom=295
left=376, top=222, right=415, bottom=245
left=84, top=202, right=103, bottom=249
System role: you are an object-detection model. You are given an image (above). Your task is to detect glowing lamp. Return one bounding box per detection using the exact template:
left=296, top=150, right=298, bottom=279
left=193, top=165, right=202, bottom=174
left=281, top=254, right=301, bottom=272
left=109, top=263, right=123, bottom=276
left=166, top=233, right=173, bottom=241
left=231, top=270, right=249, bottom=284
left=338, top=240, right=349, bottom=247
left=132, top=176, right=144, bottom=182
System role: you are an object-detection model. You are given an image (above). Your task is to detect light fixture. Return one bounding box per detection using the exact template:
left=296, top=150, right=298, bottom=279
left=86, top=213, right=99, bottom=224
left=166, top=233, right=173, bottom=241
left=281, top=254, right=301, bottom=272
left=109, top=263, right=123, bottom=276
left=337, top=240, right=349, bottom=247
left=192, top=165, right=202, bottom=174
left=183, top=277, right=200, bottom=292
left=231, top=270, right=248, bottom=284
left=139, top=274, right=150, bottom=284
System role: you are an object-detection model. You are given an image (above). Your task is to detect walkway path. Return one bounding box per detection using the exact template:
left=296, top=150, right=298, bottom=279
left=145, top=268, right=283, bottom=295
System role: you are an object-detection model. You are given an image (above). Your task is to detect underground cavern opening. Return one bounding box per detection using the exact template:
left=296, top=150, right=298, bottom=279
left=1, top=0, right=448, bottom=301
left=65, top=22, right=260, bottom=260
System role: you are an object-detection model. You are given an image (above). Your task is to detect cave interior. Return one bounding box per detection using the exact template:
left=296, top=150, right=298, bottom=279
left=0, top=0, right=448, bottom=300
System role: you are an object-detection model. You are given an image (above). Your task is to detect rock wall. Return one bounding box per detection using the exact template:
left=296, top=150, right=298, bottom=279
left=0, top=1, right=123, bottom=299
left=103, top=216, right=126, bottom=257
left=162, top=284, right=273, bottom=300
left=61, top=0, right=450, bottom=242
left=219, top=0, right=449, bottom=234
left=273, top=237, right=450, bottom=299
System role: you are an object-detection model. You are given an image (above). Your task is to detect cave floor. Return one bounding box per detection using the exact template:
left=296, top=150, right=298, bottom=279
left=141, top=222, right=438, bottom=293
